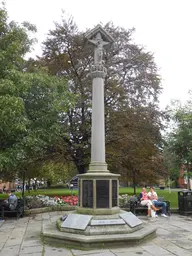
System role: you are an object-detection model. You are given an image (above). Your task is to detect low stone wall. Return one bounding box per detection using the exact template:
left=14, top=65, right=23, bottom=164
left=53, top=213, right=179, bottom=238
left=24, top=205, right=76, bottom=215
left=24, top=206, right=179, bottom=215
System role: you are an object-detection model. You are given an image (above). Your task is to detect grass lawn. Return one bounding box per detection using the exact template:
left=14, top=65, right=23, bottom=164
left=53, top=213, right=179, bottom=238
left=0, top=187, right=179, bottom=208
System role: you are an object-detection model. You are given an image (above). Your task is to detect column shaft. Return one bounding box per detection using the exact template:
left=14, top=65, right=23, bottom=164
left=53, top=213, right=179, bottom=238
left=91, top=77, right=105, bottom=163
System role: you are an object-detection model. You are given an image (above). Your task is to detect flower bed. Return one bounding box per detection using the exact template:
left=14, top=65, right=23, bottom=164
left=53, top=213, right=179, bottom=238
left=25, top=194, right=131, bottom=210
left=53, top=196, right=78, bottom=206
left=119, top=194, right=130, bottom=208
left=25, top=195, right=78, bottom=209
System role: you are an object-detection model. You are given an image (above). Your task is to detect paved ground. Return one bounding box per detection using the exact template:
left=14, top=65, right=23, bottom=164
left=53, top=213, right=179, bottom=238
left=0, top=212, right=192, bottom=256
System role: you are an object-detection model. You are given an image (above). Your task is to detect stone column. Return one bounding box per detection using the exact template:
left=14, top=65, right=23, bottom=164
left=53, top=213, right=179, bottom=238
left=89, top=64, right=108, bottom=172
left=76, top=25, right=120, bottom=215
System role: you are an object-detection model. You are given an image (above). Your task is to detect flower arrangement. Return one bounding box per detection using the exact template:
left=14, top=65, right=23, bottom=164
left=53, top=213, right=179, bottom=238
left=53, top=196, right=78, bottom=206
left=25, top=195, right=78, bottom=209
left=119, top=194, right=130, bottom=208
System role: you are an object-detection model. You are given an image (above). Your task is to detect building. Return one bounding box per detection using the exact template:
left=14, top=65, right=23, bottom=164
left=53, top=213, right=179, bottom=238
left=178, top=166, right=192, bottom=189
left=0, top=181, right=16, bottom=192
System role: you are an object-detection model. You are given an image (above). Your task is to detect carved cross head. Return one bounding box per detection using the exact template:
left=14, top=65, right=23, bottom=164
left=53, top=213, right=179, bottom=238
left=85, top=24, right=114, bottom=45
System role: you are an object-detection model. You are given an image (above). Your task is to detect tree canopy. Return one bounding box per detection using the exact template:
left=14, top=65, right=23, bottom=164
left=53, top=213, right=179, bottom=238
left=0, top=5, right=75, bottom=181
left=0, top=5, right=167, bottom=185
left=35, top=14, right=167, bottom=183
left=165, top=97, right=192, bottom=188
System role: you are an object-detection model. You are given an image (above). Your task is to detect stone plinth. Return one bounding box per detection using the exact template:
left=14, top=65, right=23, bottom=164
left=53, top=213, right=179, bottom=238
left=77, top=172, right=120, bottom=215
left=42, top=210, right=157, bottom=248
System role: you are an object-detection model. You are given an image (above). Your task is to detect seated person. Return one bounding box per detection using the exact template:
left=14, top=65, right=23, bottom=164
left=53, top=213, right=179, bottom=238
left=147, top=187, right=168, bottom=217
left=3, top=190, right=18, bottom=211
left=140, top=187, right=159, bottom=217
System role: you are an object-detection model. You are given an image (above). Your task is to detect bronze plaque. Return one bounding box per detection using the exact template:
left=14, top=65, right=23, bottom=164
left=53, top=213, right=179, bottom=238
left=96, top=180, right=109, bottom=208
left=82, top=180, right=93, bottom=208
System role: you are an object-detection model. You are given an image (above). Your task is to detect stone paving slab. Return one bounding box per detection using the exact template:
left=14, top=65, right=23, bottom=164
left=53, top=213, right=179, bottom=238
left=74, top=252, right=115, bottom=256
left=19, top=245, right=43, bottom=255
left=19, top=253, right=42, bottom=256
left=0, top=220, right=4, bottom=228
left=114, top=252, right=155, bottom=256
left=141, top=244, right=173, bottom=255
left=71, top=249, right=111, bottom=255
left=4, top=238, right=23, bottom=247
left=0, top=242, right=4, bottom=250
left=22, top=238, right=42, bottom=247
left=44, top=246, right=73, bottom=256
left=0, top=212, right=191, bottom=255
left=0, top=245, right=20, bottom=256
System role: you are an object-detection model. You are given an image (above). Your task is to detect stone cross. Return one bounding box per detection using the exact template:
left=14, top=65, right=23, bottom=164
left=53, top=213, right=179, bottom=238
left=77, top=25, right=120, bottom=216
left=85, top=24, right=114, bottom=171
left=89, top=32, right=110, bottom=64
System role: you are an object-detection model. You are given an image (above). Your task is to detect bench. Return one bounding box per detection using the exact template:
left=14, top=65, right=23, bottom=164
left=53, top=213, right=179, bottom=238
left=130, top=196, right=171, bottom=216
left=0, top=198, right=24, bottom=219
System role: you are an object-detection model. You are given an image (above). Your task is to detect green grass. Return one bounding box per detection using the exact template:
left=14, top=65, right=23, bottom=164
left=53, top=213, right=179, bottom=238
left=0, top=187, right=179, bottom=208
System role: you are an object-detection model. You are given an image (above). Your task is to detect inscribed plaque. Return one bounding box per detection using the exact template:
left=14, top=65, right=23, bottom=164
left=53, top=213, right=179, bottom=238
left=61, top=213, right=92, bottom=230
left=96, top=180, right=109, bottom=208
left=91, top=219, right=125, bottom=226
left=82, top=180, right=93, bottom=208
left=112, top=180, right=117, bottom=207
left=120, top=212, right=142, bottom=228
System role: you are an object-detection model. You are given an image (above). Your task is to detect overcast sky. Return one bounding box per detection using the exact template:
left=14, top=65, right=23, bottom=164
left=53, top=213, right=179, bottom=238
left=5, top=0, right=192, bottom=109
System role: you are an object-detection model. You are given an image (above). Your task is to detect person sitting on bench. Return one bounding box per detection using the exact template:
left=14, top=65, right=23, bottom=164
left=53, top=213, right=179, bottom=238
left=140, top=187, right=159, bottom=217
left=147, top=187, right=168, bottom=218
left=2, top=190, right=18, bottom=211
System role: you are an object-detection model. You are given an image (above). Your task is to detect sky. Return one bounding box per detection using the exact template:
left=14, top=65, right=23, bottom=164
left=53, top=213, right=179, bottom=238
left=5, top=0, right=192, bottom=109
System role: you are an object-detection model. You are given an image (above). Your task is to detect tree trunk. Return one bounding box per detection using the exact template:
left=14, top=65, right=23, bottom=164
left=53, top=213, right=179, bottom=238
left=27, top=178, right=31, bottom=193
left=127, top=171, right=129, bottom=187
left=35, top=179, right=37, bottom=191
left=22, top=170, right=26, bottom=199
left=77, top=164, right=87, bottom=174
left=188, top=171, right=190, bottom=190
left=187, top=164, right=190, bottom=190
left=47, top=179, right=52, bottom=188
left=133, top=169, right=136, bottom=195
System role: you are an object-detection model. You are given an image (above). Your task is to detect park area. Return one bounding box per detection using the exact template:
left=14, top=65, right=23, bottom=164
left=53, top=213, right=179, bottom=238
left=0, top=187, right=179, bottom=208
left=1, top=2, right=192, bottom=255
left=0, top=192, right=192, bottom=256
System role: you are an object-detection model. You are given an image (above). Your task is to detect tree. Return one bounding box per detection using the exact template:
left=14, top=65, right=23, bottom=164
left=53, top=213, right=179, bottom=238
left=165, top=96, right=192, bottom=189
left=37, top=161, right=77, bottom=187
left=0, top=69, right=74, bottom=179
left=0, top=4, right=37, bottom=76
left=163, top=143, right=180, bottom=187
left=38, top=14, right=165, bottom=176
left=106, top=107, right=166, bottom=193
left=0, top=3, right=36, bottom=178
left=0, top=5, right=75, bottom=180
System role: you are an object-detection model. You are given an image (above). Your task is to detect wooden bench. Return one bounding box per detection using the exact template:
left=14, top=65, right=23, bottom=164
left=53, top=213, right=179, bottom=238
left=130, top=196, right=171, bottom=216
left=0, top=198, right=24, bottom=219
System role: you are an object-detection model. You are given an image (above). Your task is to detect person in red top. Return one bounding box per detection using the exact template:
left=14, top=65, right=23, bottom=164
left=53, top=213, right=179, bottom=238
left=140, top=187, right=159, bottom=217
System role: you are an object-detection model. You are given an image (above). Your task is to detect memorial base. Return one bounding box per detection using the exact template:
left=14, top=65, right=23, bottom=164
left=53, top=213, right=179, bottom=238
left=42, top=210, right=157, bottom=248
left=77, top=171, right=120, bottom=215
left=76, top=206, right=120, bottom=215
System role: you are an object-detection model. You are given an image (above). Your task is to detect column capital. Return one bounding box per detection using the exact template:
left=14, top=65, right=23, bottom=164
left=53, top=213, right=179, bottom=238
left=90, top=64, right=107, bottom=79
